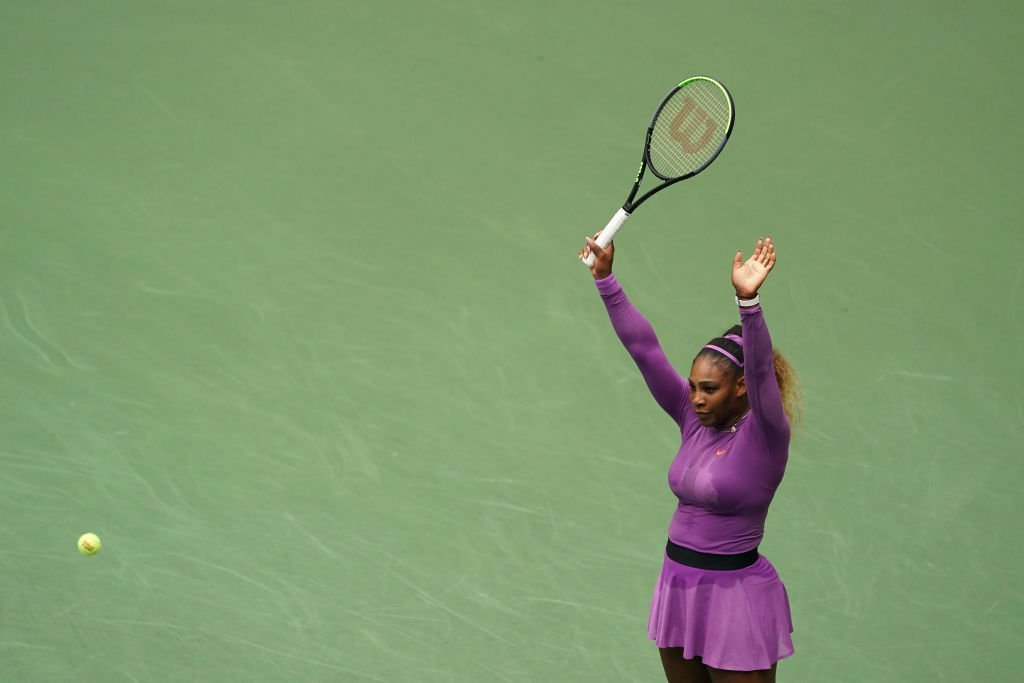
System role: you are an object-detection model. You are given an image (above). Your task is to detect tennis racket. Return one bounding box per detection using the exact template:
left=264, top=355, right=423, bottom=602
left=581, top=76, right=735, bottom=267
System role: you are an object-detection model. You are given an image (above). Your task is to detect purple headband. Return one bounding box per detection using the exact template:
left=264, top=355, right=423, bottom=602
left=703, top=334, right=744, bottom=368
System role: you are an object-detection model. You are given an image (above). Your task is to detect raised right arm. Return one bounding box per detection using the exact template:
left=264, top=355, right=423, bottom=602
left=595, top=274, right=688, bottom=422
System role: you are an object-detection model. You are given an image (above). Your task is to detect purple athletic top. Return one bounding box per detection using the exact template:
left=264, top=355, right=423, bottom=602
left=595, top=274, right=790, bottom=554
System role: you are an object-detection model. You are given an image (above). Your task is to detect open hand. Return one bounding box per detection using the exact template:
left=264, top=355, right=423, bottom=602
left=732, top=236, right=776, bottom=298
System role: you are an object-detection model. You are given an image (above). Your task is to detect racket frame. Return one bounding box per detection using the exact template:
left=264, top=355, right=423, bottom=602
left=628, top=76, right=735, bottom=212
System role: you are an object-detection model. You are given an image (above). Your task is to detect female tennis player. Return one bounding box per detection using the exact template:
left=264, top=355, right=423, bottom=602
left=579, top=234, right=798, bottom=683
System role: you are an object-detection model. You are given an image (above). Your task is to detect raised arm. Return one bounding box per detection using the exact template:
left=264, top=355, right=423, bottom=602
left=582, top=235, right=688, bottom=423
left=732, top=237, right=790, bottom=441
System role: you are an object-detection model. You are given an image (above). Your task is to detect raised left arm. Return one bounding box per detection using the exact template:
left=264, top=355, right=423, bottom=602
left=740, top=304, right=790, bottom=443
left=733, top=237, right=789, bottom=442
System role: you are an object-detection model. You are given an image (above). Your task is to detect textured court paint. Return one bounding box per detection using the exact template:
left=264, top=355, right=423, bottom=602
left=0, top=1, right=1021, bottom=681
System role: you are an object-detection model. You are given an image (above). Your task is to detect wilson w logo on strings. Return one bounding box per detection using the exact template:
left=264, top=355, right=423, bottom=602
left=669, top=97, right=717, bottom=153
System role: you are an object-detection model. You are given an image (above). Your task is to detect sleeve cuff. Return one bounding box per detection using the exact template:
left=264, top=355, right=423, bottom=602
left=738, top=303, right=762, bottom=316
left=594, top=273, right=621, bottom=296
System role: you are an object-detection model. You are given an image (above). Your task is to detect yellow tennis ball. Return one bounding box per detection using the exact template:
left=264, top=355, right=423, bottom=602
left=78, top=532, right=101, bottom=556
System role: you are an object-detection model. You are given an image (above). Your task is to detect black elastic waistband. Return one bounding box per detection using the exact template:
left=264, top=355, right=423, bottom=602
left=666, top=539, right=759, bottom=571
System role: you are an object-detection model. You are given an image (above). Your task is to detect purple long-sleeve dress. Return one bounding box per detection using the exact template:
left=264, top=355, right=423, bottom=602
left=595, top=274, right=794, bottom=671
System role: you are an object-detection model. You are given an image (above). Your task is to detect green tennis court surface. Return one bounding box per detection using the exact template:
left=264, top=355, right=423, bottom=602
left=2, top=2, right=1021, bottom=681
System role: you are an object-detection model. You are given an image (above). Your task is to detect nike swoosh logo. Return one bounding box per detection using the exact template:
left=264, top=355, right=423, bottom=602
left=715, top=449, right=729, bottom=456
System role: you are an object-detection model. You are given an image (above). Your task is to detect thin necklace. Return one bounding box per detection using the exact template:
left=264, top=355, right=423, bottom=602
left=725, top=410, right=750, bottom=432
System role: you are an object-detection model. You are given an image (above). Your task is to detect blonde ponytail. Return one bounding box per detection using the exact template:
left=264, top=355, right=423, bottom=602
left=772, top=349, right=802, bottom=428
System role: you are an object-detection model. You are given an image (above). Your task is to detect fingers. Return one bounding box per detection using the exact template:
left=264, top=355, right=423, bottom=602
left=581, top=232, right=613, bottom=257
left=752, top=236, right=776, bottom=267
left=579, top=236, right=602, bottom=265
left=761, top=236, right=775, bottom=268
left=579, top=230, right=615, bottom=281
left=732, top=249, right=743, bottom=269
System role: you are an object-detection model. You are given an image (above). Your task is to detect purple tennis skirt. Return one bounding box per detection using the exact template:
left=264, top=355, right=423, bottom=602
left=647, top=550, right=794, bottom=671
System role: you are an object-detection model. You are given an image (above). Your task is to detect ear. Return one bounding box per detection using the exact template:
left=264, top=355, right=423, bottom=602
left=735, top=374, right=747, bottom=398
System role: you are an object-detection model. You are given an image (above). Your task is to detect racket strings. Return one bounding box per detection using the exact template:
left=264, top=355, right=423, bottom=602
left=648, top=80, right=732, bottom=179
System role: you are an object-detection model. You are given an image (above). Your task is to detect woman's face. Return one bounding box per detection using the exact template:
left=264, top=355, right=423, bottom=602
left=688, top=355, right=747, bottom=429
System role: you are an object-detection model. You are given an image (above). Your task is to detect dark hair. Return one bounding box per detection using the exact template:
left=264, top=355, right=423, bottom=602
left=696, top=324, right=745, bottom=375
left=695, top=325, right=802, bottom=425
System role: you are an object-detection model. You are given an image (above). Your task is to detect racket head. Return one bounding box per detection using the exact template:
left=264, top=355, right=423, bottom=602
left=644, top=76, right=735, bottom=182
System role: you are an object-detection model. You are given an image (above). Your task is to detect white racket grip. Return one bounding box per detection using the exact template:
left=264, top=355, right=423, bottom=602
left=582, top=208, right=631, bottom=267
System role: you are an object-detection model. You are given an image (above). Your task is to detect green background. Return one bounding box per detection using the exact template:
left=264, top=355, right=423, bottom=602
left=2, top=1, right=1021, bottom=681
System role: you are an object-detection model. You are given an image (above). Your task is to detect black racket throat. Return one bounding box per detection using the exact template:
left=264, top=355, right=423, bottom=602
left=623, top=165, right=689, bottom=213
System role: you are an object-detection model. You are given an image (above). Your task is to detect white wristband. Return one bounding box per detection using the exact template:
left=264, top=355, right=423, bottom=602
left=736, top=294, right=760, bottom=307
